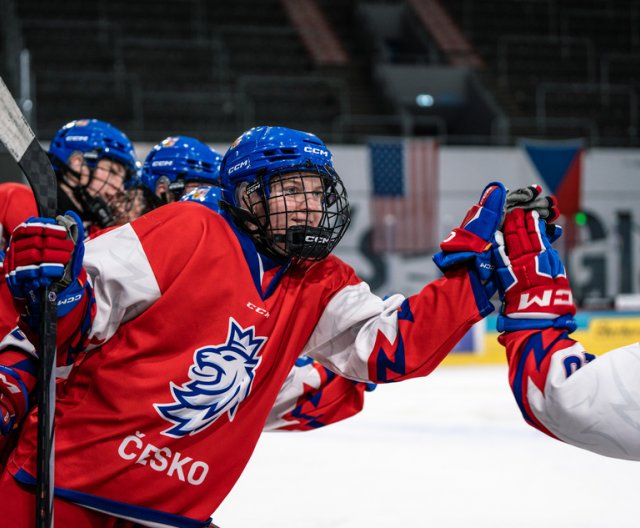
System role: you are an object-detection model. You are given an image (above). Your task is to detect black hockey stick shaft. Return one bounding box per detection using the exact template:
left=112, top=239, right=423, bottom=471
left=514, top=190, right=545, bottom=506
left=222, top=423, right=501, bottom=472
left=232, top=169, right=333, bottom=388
left=0, top=77, right=58, bottom=528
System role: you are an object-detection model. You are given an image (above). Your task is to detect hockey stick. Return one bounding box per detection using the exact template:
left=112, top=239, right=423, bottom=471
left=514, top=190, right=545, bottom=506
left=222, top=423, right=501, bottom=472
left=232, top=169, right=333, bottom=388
left=0, top=77, right=58, bottom=528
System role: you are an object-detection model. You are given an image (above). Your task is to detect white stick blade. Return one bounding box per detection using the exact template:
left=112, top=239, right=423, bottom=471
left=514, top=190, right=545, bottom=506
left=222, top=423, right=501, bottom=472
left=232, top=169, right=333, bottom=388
left=0, top=77, right=35, bottom=161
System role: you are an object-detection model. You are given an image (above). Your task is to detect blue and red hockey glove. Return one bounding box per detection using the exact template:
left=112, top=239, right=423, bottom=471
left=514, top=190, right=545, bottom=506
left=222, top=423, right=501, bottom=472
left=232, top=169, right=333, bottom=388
left=4, top=211, right=87, bottom=331
left=494, top=208, right=576, bottom=332
left=433, top=183, right=560, bottom=296
left=433, top=182, right=506, bottom=299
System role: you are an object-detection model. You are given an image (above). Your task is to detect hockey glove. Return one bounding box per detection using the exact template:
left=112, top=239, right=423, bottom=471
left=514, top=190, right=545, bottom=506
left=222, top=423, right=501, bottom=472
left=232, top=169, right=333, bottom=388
left=504, top=184, right=559, bottom=225
left=5, top=211, right=87, bottom=330
left=494, top=208, right=576, bottom=332
left=433, top=182, right=506, bottom=290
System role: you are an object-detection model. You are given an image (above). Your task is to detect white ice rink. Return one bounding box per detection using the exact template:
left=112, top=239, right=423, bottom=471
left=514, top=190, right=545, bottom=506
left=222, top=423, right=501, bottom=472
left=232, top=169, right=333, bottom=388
left=214, top=365, right=638, bottom=528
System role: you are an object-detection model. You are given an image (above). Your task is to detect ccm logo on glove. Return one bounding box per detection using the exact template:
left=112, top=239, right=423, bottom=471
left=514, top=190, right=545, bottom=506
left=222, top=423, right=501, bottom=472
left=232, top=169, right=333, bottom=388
left=518, top=289, right=574, bottom=310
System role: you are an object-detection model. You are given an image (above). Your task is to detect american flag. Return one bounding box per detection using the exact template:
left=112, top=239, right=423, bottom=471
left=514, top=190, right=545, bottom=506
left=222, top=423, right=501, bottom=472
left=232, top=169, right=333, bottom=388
left=369, top=139, right=439, bottom=254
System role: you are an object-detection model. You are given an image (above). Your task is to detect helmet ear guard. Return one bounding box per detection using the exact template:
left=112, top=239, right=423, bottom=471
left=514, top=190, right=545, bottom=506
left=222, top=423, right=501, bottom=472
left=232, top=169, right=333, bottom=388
left=70, top=184, right=116, bottom=228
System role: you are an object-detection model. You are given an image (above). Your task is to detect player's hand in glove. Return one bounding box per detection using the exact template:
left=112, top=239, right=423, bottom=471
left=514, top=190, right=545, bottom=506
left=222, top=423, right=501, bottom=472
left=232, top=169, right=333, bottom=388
left=4, top=211, right=87, bottom=330
left=504, top=184, right=559, bottom=225
left=494, top=208, right=576, bottom=332
left=433, top=182, right=506, bottom=293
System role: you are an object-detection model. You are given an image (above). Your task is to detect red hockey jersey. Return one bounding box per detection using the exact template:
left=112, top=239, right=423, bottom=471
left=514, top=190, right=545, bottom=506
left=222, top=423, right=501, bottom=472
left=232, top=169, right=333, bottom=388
left=7, top=202, right=493, bottom=527
left=0, top=182, right=38, bottom=331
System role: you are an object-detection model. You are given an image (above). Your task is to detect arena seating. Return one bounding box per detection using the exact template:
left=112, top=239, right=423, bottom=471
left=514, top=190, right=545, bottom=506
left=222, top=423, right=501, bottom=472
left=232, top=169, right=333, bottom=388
left=2, top=0, right=638, bottom=146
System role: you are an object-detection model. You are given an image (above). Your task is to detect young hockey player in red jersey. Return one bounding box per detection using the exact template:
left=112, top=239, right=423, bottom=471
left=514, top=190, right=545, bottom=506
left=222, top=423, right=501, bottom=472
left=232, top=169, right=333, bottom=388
left=0, top=118, right=138, bottom=340
left=496, top=206, right=640, bottom=461
left=0, top=118, right=138, bottom=260
left=134, top=136, right=376, bottom=434
left=0, top=125, right=529, bottom=527
left=180, top=185, right=376, bottom=433
left=47, top=118, right=139, bottom=234
left=0, top=130, right=372, bottom=489
left=0, top=118, right=138, bottom=465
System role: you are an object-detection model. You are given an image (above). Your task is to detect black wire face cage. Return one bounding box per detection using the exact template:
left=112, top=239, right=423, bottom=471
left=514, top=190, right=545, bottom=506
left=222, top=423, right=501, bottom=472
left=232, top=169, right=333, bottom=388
left=241, top=167, right=351, bottom=261
left=67, top=155, right=129, bottom=228
left=110, top=186, right=157, bottom=225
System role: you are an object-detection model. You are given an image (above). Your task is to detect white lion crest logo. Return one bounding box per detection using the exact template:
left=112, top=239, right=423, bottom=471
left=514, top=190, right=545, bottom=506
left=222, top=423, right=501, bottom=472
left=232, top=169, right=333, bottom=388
left=154, top=318, right=266, bottom=437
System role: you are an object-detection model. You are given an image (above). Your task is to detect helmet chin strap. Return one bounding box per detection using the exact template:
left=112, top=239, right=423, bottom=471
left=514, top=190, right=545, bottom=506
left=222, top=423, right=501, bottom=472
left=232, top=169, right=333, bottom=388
left=168, top=178, right=186, bottom=201
left=274, top=226, right=332, bottom=260
left=72, top=185, right=115, bottom=228
left=62, top=161, right=115, bottom=227
left=56, top=159, right=115, bottom=228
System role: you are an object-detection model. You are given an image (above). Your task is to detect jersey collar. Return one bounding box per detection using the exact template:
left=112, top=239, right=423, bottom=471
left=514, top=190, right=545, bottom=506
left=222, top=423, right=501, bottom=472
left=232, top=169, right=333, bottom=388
left=227, top=219, right=291, bottom=300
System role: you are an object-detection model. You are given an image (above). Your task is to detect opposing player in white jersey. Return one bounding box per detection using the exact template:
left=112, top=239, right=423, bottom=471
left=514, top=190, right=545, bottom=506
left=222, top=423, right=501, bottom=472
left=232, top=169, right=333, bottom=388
left=495, top=206, right=640, bottom=461
left=0, top=124, right=515, bottom=527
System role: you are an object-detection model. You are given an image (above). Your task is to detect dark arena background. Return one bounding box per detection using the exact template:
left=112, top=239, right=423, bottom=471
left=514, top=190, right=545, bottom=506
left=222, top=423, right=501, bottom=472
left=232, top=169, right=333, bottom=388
left=1, top=1, right=639, bottom=526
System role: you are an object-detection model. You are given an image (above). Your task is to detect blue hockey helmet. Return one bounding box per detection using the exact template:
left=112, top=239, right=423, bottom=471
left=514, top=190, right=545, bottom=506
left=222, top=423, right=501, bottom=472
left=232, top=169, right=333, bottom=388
left=179, top=185, right=222, bottom=214
left=141, top=136, right=222, bottom=199
left=219, top=126, right=350, bottom=261
left=49, top=118, right=137, bottom=181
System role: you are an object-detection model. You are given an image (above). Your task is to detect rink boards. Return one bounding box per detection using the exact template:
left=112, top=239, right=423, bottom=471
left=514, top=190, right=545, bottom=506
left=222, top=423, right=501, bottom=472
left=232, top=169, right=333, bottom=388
left=443, top=311, right=640, bottom=365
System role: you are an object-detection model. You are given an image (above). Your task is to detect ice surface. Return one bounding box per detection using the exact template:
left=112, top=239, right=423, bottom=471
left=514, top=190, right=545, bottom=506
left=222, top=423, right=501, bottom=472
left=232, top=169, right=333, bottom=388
left=214, top=365, right=638, bottom=527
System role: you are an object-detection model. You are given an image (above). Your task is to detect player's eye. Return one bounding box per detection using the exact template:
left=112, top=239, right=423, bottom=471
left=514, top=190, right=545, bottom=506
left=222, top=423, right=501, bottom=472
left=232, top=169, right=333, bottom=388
left=282, top=185, right=299, bottom=196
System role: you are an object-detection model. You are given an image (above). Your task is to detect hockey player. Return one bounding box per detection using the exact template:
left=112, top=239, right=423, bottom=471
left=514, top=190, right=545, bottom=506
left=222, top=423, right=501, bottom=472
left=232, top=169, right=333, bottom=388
left=0, top=125, right=519, bottom=526
left=0, top=118, right=137, bottom=466
left=495, top=206, right=640, bottom=461
left=108, top=136, right=223, bottom=225
left=102, top=135, right=374, bottom=437
left=180, top=186, right=376, bottom=432
left=48, top=118, right=139, bottom=233
left=0, top=135, right=369, bottom=478
left=0, top=117, right=137, bottom=254
left=142, top=135, right=223, bottom=206
left=0, top=118, right=137, bottom=335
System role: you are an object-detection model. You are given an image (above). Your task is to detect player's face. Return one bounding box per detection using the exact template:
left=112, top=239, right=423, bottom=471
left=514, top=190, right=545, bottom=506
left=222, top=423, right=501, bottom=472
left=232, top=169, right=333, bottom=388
left=111, top=188, right=150, bottom=225
left=264, top=171, right=324, bottom=238
left=88, top=158, right=128, bottom=201
left=66, top=152, right=91, bottom=185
